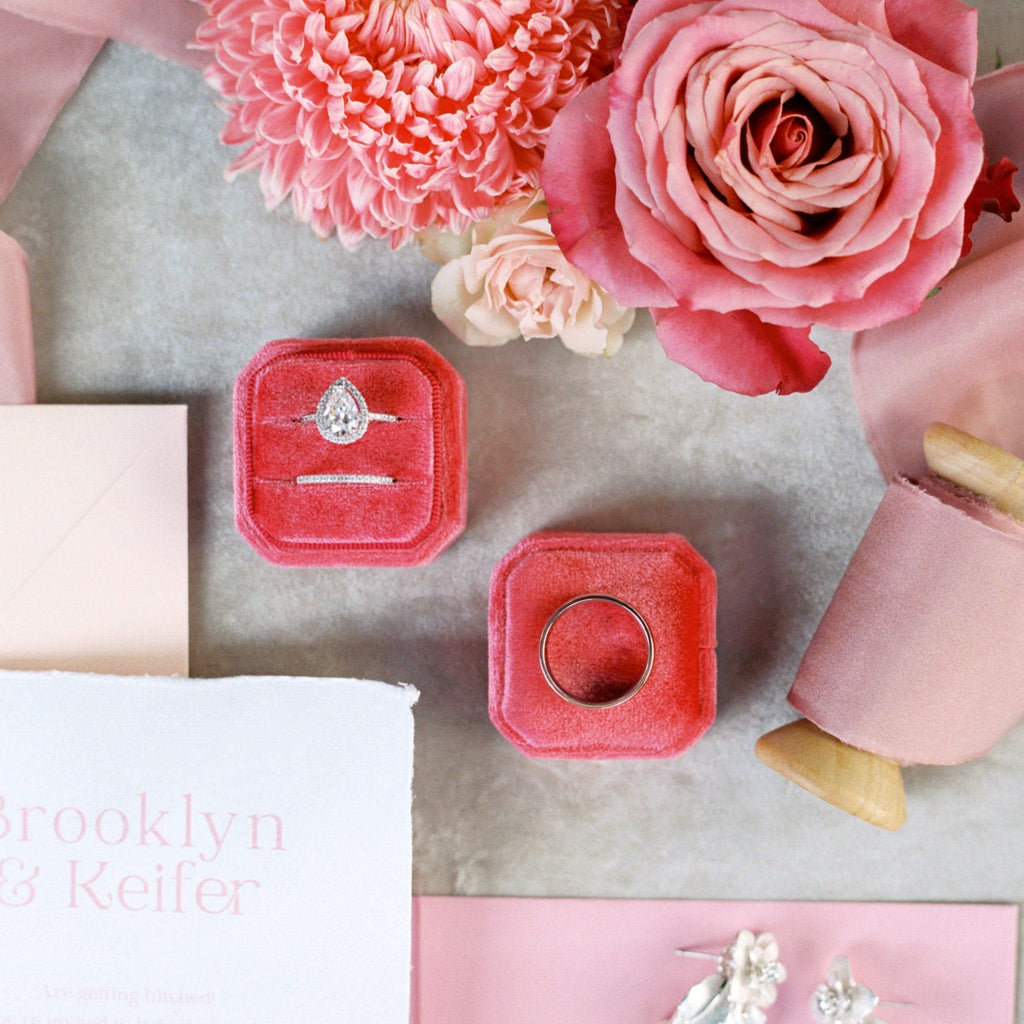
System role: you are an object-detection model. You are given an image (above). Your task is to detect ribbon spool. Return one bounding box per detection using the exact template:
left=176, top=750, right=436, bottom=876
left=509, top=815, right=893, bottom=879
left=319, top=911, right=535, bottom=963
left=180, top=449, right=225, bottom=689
left=755, top=423, right=1024, bottom=830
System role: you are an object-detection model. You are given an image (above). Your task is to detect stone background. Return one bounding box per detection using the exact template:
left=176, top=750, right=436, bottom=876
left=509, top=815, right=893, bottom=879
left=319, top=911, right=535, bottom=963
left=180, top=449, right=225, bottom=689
left=2, top=1, right=1022, bottom=1014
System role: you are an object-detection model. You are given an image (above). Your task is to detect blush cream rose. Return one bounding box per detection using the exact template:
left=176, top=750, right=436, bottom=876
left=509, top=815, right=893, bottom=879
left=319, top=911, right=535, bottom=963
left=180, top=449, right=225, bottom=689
left=428, top=195, right=635, bottom=356
left=541, top=0, right=985, bottom=395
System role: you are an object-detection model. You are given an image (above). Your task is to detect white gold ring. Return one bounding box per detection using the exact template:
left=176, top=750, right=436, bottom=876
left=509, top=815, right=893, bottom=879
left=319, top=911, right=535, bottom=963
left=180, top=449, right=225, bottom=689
left=301, top=377, right=400, bottom=444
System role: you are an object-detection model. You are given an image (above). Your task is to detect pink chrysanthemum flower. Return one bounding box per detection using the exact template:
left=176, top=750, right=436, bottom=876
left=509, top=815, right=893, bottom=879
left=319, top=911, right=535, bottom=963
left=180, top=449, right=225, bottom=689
left=195, top=0, right=624, bottom=248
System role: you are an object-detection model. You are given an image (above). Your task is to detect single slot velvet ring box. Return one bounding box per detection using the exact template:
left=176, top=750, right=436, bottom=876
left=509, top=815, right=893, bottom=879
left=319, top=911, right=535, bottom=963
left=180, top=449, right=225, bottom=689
left=488, top=531, right=717, bottom=759
left=234, top=337, right=467, bottom=566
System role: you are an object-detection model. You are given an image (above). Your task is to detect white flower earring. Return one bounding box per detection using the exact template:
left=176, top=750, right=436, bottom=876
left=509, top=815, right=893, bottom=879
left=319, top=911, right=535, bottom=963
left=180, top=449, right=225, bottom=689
left=665, top=930, right=786, bottom=1024
left=811, top=956, right=910, bottom=1024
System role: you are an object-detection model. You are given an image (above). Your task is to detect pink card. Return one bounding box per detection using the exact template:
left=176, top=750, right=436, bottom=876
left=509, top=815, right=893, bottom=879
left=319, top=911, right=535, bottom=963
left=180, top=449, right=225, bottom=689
left=0, top=405, right=188, bottom=677
left=413, top=896, right=1018, bottom=1024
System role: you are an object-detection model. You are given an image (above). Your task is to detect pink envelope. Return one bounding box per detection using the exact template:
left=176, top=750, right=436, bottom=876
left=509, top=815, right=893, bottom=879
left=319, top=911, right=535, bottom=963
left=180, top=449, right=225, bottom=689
left=0, top=405, right=189, bottom=676
left=413, top=897, right=1018, bottom=1024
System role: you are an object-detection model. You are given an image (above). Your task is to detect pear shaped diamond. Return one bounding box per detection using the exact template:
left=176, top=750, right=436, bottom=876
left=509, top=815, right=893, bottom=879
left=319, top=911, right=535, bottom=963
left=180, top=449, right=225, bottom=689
left=315, top=377, right=370, bottom=444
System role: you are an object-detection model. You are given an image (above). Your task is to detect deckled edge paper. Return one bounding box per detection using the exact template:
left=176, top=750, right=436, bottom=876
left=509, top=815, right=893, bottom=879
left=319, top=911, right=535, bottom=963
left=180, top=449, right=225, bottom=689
left=0, top=669, right=417, bottom=1023
left=413, top=896, right=1018, bottom=1024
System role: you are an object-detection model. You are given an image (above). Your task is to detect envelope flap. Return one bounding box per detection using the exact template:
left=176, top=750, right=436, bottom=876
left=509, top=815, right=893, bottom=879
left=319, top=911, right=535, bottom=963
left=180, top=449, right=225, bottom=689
left=0, top=405, right=189, bottom=676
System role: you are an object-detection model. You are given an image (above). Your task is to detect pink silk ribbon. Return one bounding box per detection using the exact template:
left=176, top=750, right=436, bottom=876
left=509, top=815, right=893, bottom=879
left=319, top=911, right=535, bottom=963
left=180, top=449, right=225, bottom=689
left=789, top=475, right=1024, bottom=766
left=0, top=0, right=207, bottom=403
left=0, top=11, right=104, bottom=203
left=852, top=64, right=1024, bottom=479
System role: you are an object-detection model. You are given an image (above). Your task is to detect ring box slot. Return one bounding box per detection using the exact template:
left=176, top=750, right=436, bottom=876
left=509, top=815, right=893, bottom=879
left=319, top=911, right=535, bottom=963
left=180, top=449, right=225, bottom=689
left=251, top=354, right=433, bottom=481
left=489, top=531, right=717, bottom=759
left=235, top=337, right=467, bottom=566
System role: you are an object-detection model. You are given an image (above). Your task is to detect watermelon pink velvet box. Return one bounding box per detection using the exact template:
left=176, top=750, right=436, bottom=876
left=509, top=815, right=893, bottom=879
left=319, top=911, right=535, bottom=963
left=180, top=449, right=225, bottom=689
left=234, top=337, right=467, bottom=567
left=488, top=531, right=717, bottom=759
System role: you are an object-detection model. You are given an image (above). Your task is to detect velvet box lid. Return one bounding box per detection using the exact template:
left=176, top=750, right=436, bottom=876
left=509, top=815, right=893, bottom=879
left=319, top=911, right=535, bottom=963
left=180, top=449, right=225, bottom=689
left=234, top=337, right=467, bottom=567
left=488, top=531, right=717, bottom=759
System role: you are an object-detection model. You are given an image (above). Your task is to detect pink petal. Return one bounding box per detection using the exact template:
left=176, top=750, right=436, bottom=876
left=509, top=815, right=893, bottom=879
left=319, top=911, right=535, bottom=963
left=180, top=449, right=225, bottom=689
left=622, top=0, right=714, bottom=51
left=616, top=169, right=771, bottom=308
left=813, top=0, right=890, bottom=34
left=909, top=65, right=985, bottom=239
left=797, top=217, right=968, bottom=330
left=850, top=28, right=982, bottom=241
left=883, top=0, right=978, bottom=80
left=541, top=80, right=676, bottom=307
left=652, top=305, right=831, bottom=395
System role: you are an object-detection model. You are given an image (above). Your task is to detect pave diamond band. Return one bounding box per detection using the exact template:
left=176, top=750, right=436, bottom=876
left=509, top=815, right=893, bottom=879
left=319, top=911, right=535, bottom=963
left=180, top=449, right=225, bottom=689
left=296, top=473, right=395, bottom=486
left=301, top=377, right=400, bottom=444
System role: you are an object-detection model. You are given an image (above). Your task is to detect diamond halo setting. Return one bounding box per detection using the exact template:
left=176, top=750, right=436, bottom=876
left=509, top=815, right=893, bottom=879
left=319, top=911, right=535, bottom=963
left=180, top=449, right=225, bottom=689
left=306, top=377, right=399, bottom=444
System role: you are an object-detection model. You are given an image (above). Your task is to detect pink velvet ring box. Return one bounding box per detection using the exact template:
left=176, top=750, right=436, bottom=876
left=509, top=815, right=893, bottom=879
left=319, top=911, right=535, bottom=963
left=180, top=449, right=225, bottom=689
left=234, top=337, right=467, bottom=567
left=488, top=531, right=717, bottom=759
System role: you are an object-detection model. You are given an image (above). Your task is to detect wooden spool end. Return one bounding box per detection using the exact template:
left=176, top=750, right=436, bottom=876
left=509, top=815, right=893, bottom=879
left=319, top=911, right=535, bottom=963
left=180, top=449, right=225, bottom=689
left=755, top=719, right=907, bottom=831
left=922, top=422, right=1024, bottom=519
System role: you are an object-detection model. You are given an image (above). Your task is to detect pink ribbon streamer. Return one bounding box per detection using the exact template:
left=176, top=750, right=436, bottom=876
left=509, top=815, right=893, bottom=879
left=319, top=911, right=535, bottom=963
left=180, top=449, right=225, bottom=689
left=0, top=0, right=207, bottom=403
left=0, top=11, right=104, bottom=204
left=0, top=0, right=206, bottom=69
left=852, top=64, right=1024, bottom=479
left=0, top=232, right=35, bottom=404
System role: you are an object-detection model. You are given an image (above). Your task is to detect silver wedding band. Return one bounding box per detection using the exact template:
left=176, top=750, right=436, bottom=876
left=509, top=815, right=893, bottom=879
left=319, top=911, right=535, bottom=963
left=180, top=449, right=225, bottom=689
left=538, top=594, right=654, bottom=709
left=296, top=473, right=395, bottom=485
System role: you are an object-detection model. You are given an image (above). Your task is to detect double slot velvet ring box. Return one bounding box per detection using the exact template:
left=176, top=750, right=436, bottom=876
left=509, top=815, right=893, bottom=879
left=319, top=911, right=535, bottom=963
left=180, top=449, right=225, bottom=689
left=234, top=337, right=467, bottom=566
left=488, top=531, right=717, bottom=759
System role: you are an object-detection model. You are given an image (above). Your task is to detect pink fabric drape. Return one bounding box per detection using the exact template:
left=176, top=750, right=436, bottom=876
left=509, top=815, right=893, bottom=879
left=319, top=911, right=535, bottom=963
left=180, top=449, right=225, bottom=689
left=0, top=0, right=205, bottom=203
left=0, top=0, right=207, bottom=403
left=852, top=64, right=1024, bottom=479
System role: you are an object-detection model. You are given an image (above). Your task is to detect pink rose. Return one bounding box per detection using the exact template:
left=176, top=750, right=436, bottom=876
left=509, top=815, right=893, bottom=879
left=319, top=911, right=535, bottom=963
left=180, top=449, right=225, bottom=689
left=541, top=0, right=985, bottom=395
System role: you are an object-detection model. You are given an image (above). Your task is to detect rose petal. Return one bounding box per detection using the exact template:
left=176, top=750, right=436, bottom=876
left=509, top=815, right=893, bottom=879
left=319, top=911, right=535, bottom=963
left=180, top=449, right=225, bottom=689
left=815, top=0, right=890, bottom=34
left=417, top=224, right=472, bottom=263
left=431, top=258, right=519, bottom=346
left=754, top=216, right=966, bottom=330
left=559, top=304, right=634, bottom=355
left=542, top=79, right=676, bottom=307
left=621, top=0, right=714, bottom=51
left=652, top=305, right=831, bottom=394
left=883, top=0, right=977, bottom=80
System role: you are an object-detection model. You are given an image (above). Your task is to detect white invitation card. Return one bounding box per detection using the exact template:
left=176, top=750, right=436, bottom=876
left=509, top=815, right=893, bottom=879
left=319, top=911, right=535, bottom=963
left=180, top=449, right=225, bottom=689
left=0, top=670, right=417, bottom=1023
